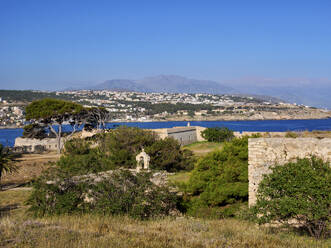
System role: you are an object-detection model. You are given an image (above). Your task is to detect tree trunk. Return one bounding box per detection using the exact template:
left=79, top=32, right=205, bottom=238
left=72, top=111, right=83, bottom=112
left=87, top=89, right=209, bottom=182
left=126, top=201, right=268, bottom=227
left=48, top=124, right=62, bottom=154
left=57, top=125, right=62, bottom=154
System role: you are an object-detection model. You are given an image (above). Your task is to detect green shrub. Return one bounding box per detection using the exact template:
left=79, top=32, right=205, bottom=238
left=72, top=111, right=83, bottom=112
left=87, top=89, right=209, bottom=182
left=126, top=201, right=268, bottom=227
left=285, top=131, right=299, bottom=138
left=28, top=169, right=180, bottom=220
left=146, top=138, right=195, bottom=172
left=253, top=156, right=331, bottom=239
left=97, top=126, right=193, bottom=172
left=57, top=148, right=114, bottom=176
left=64, top=138, right=91, bottom=155
left=99, top=126, right=158, bottom=168
left=201, top=127, right=234, bottom=143
left=57, top=138, right=114, bottom=176
left=59, top=127, right=193, bottom=175
left=185, top=137, right=248, bottom=217
left=27, top=127, right=194, bottom=219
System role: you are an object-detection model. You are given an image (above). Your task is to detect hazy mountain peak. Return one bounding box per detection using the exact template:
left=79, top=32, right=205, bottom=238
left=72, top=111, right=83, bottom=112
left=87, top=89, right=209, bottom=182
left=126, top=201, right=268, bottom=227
left=82, top=75, right=331, bottom=109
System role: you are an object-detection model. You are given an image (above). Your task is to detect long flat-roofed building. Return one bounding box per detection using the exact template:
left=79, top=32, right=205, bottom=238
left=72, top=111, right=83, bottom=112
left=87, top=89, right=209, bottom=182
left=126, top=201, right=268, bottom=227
left=152, top=125, right=206, bottom=145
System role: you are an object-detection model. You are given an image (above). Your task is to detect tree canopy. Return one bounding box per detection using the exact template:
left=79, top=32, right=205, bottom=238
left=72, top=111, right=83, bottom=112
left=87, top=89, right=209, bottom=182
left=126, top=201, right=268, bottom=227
left=25, top=99, right=86, bottom=153
left=253, top=156, right=331, bottom=239
left=201, top=127, right=234, bottom=143
left=186, top=137, right=248, bottom=217
left=58, top=126, right=194, bottom=175
left=25, top=98, right=84, bottom=121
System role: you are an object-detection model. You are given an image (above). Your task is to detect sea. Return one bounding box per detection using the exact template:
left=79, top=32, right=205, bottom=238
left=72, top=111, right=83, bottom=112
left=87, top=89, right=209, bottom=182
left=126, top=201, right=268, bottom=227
left=1, top=118, right=331, bottom=147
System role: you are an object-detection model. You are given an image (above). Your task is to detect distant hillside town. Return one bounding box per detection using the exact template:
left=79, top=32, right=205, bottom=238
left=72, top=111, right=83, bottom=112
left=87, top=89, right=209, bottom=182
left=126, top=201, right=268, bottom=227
left=0, top=90, right=330, bottom=128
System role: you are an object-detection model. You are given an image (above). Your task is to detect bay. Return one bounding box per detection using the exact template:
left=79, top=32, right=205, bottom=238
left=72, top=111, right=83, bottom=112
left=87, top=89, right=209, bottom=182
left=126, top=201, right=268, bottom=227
left=1, top=118, right=331, bottom=147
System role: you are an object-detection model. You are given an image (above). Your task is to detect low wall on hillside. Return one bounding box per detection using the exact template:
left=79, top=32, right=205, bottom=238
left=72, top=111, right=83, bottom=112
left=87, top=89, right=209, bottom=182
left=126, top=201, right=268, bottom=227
left=14, top=137, right=62, bottom=152
left=248, top=138, right=331, bottom=206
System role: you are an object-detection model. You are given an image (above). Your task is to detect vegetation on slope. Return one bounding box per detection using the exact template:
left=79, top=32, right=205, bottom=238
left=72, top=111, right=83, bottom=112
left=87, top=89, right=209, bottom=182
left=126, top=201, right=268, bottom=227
left=1, top=189, right=329, bottom=248
left=253, top=156, right=331, bottom=239
left=201, top=127, right=234, bottom=143
left=185, top=137, right=249, bottom=218
left=0, top=90, right=78, bottom=102
left=1, top=128, right=330, bottom=245
left=26, top=127, right=192, bottom=219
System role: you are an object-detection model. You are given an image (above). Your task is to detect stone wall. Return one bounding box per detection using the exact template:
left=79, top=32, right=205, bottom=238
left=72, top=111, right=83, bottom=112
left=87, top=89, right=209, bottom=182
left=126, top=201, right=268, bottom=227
left=152, top=126, right=200, bottom=145
left=150, top=128, right=168, bottom=139
left=248, top=138, right=331, bottom=206
left=167, top=127, right=197, bottom=145
left=14, top=137, right=63, bottom=152
left=195, top=126, right=206, bottom=141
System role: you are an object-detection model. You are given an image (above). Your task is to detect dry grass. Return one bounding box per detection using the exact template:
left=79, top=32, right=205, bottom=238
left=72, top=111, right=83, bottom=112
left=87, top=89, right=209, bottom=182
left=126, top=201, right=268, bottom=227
left=1, top=213, right=329, bottom=248
left=1, top=190, right=330, bottom=248
left=301, top=130, right=331, bottom=138
left=1, top=152, right=60, bottom=187
left=1, top=150, right=330, bottom=247
left=278, top=131, right=331, bottom=139
left=183, top=141, right=223, bottom=157
left=168, top=171, right=191, bottom=184
left=0, top=188, right=31, bottom=218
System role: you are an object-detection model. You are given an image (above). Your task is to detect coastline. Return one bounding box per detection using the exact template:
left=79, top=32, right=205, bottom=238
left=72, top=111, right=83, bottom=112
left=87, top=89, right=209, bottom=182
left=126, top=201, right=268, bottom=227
left=2, top=119, right=331, bottom=148
left=0, top=125, right=23, bottom=130
left=108, top=116, right=331, bottom=123
left=1, top=116, right=330, bottom=129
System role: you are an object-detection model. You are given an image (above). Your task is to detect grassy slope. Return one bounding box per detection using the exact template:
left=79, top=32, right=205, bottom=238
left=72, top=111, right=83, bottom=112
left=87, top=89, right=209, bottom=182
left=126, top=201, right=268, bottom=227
left=1, top=146, right=330, bottom=247
left=1, top=153, right=59, bottom=188
left=168, top=141, right=224, bottom=185
left=183, top=141, right=223, bottom=157
left=0, top=189, right=330, bottom=248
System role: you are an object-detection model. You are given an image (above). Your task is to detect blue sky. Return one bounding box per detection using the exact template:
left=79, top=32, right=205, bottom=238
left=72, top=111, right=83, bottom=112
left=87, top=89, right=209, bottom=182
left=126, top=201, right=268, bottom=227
left=0, top=0, right=330, bottom=90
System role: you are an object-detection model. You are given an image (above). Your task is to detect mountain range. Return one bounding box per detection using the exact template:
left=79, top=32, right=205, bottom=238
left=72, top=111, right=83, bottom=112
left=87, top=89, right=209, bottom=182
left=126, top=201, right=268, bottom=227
left=88, top=75, right=234, bottom=94
left=77, top=75, right=331, bottom=109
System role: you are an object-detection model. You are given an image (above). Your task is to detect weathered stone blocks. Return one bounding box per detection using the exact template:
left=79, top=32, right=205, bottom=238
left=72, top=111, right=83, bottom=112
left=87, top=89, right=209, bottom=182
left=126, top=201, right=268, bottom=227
left=248, top=138, right=331, bottom=206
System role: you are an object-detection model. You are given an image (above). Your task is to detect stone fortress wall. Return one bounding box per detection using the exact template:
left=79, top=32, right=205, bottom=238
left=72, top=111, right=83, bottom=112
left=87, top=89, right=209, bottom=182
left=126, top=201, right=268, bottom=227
left=14, top=137, right=62, bottom=152
left=248, top=138, right=331, bottom=206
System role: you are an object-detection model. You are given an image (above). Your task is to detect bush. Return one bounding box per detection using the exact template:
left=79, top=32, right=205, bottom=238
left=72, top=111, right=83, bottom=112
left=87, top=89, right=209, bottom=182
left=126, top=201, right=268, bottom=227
left=99, top=126, right=158, bottom=168
left=285, top=131, right=299, bottom=138
left=58, top=138, right=114, bottom=176
left=57, top=148, right=114, bottom=176
left=28, top=169, right=180, bottom=220
left=28, top=127, right=190, bottom=219
left=201, top=127, right=234, bottom=143
left=64, top=138, right=91, bottom=155
left=253, top=157, right=331, bottom=239
left=146, top=138, right=195, bottom=172
left=98, top=126, right=193, bottom=172
left=185, top=137, right=248, bottom=216
left=58, top=127, right=193, bottom=175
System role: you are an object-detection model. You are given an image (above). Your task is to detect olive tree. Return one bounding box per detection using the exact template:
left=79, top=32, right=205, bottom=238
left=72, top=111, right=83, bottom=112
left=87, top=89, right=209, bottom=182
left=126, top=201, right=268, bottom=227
left=25, top=98, right=87, bottom=153
left=253, top=156, right=331, bottom=239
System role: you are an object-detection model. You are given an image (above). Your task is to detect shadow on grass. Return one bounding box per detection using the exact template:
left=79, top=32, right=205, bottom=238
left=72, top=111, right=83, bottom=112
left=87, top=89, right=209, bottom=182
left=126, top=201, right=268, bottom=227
left=265, top=225, right=331, bottom=240
left=0, top=181, right=32, bottom=191
left=0, top=203, right=20, bottom=217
